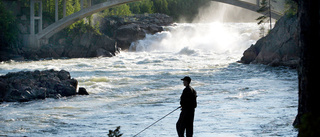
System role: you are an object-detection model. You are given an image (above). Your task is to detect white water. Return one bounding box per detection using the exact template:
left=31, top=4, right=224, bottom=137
left=0, top=23, right=298, bottom=137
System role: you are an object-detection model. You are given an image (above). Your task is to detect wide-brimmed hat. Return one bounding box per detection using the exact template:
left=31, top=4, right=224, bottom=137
left=181, top=76, right=191, bottom=82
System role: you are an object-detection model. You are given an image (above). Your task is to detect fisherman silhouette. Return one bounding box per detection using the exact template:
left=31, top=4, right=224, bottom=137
left=176, top=76, right=197, bottom=137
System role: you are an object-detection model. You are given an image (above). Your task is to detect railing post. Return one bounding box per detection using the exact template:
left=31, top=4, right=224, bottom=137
left=63, top=0, right=66, bottom=17
left=256, top=0, right=260, bottom=7
left=38, top=0, right=42, bottom=32
left=81, top=0, right=84, bottom=9
left=55, top=0, right=58, bottom=22
left=30, top=0, right=35, bottom=35
left=88, top=0, right=92, bottom=7
left=29, top=0, right=37, bottom=48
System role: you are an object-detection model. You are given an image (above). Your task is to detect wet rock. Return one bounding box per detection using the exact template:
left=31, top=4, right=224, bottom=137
left=101, top=13, right=173, bottom=50
left=115, top=23, right=147, bottom=50
left=65, top=31, right=117, bottom=58
left=0, top=69, right=78, bottom=102
left=240, top=15, right=300, bottom=68
left=78, top=87, right=89, bottom=95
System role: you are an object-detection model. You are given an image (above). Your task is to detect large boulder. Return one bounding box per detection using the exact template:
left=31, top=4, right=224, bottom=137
left=240, top=15, right=300, bottom=68
left=115, top=23, right=147, bottom=50
left=0, top=69, right=78, bottom=102
left=64, top=30, right=118, bottom=58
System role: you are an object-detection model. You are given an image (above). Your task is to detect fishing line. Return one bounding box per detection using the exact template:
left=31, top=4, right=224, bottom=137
left=133, top=106, right=181, bottom=137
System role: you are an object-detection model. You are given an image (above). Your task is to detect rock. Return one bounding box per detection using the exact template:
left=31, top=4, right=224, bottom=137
left=37, top=44, right=61, bottom=59
left=101, top=13, right=173, bottom=50
left=239, top=44, right=259, bottom=64
left=87, top=35, right=117, bottom=57
left=78, top=87, right=89, bottom=95
left=240, top=15, right=300, bottom=68
left=65, top=29, right=117, bottom=58
left=115, top=23, right=147, bottom=49
left=96, top=48, right=113, bottom=57
left=0, top=69, right=79, bottom=102
left=58, top=70, right=70, bottom=80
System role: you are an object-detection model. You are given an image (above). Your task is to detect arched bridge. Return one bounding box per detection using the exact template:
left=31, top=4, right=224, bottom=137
left=27, top=0, right=284, bottom=47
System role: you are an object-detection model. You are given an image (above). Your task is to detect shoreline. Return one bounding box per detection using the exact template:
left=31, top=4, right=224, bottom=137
left=0, top=14, right=173, bottom=62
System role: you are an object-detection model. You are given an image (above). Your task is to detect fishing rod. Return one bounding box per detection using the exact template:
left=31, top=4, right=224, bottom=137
left=133, top=106, right=181, bottom=137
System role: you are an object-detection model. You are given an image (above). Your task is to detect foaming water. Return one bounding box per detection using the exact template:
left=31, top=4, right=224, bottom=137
left=130, top=23, right=259, bottom=54
left=0, top=23, right=298, bottom=137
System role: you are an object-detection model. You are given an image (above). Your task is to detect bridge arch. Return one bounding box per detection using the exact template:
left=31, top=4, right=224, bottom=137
left=36, top=0, right=141, bottom=40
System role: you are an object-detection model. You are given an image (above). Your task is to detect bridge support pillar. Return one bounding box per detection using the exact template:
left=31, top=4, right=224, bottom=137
left=55, top=0, right=58, bottom=22
left=88, top=0, right=92, bottom=7
left=63, top=0, right=66, bottom=17
left=28, top=0, right=42, bottom=48
left=81, top=0, right=84, bottom=9
left=30, top=0, right=34, bottom=36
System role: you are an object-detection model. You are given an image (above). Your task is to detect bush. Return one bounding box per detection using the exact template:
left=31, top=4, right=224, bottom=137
left=0, top=1, right=18, bottom=48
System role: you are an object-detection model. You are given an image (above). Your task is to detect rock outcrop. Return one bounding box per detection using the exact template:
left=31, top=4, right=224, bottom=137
left=22, top=27, right=119, bottom=61
left=100, top=13, right=173, bottom=50
left=240, top=15, right=300, bottom=68
left=0, top=69, right=86, bottom=102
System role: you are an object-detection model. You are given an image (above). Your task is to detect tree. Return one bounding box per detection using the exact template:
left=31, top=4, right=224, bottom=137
left=129, top=2, right=141, bottom=14
left=128, top=0, right=154, bottom=14
left=0, top=1, right=18, bottom=48
left=153, top=0, right=169, bottom=15
left=103, top=4, right=132, bottom=16
left=295, top=0, right=320, bottom=136
left=284, top=0, right=298, bottom=17
left=256, top=0, right=275, bottom=30
left=140, top=0, right=154, bottom=14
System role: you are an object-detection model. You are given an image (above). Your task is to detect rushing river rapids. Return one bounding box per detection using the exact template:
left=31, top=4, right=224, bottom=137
left=0, top=23, right=298, bottom=136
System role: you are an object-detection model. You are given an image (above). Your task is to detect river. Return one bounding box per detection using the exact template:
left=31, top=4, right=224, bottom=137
left=0, top=23, right=298, bottom=136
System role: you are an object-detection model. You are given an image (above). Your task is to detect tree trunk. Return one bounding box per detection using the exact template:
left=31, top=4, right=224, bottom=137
left=295, top=0, right=320, bottom=136
left=268, top=0, right=272, bottom=29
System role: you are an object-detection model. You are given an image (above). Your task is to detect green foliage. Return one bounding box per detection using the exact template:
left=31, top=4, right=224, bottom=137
left=102, top=4, right=132, bottom=16
left=140, top=0, right=154, bottom=14
left=284, top=0, right=298, bottom=17
left=129, top=0, right=154, bottom=14
left=153, top=0, right=169, bottom=15
left=0, top=1, right=18, bottom=48
left=108, top=126, right=123, bottom=137
left=256, top=0, right=270, bottom=25
left=256, top=0, right=275, bottom=33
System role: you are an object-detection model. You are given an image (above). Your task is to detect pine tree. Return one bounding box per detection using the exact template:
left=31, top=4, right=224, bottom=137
left=0, top=1, right=18, bottom=48
left=256, top=0, right=275, bottom=30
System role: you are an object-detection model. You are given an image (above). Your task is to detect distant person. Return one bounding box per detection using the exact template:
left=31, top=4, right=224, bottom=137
left=177, top=76, right=197, bottom=137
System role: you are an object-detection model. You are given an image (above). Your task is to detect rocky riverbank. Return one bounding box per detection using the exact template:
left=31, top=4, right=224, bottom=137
left=0, top=69, right=88, bottom=102
left=239, top=15, right=300, bottom=68
left=1, top=14, right=173, bottom=62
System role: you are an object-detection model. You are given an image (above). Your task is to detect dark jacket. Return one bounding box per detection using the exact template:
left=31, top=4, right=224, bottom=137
left=180, top=86, right=197, bottom=110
